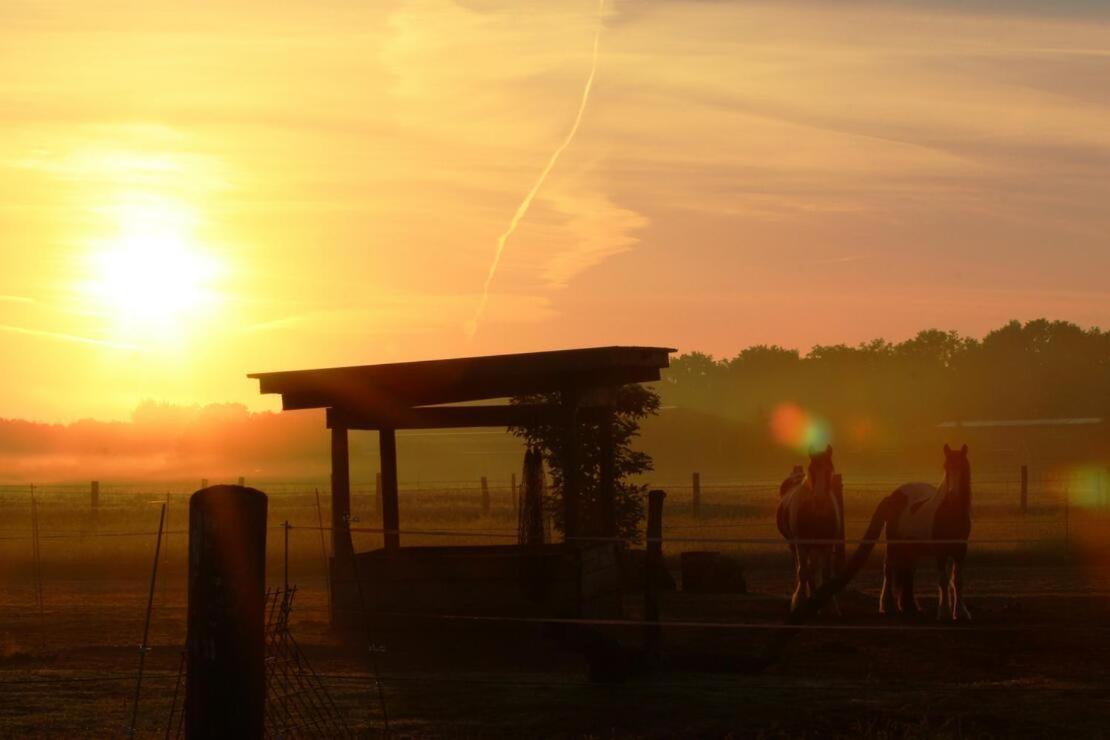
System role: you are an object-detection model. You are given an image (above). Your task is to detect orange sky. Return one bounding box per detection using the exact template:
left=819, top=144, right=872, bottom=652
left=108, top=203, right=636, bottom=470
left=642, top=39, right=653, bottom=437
left=2, top=1, right=1109, bottom=421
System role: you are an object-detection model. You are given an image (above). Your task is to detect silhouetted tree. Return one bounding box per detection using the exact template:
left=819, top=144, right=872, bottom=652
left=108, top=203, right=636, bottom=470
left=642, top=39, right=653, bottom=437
left=509, top=384, right=660, bottom=543
left=657, top=319, right=1110, bottom=461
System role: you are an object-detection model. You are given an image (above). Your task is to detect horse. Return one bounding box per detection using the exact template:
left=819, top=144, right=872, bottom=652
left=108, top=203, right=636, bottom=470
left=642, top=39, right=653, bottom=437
left=776, top=446, right=845, bottom=612
left=794, top=444, right=973, bottom=623
left=878, top=443, right=973, bottom=620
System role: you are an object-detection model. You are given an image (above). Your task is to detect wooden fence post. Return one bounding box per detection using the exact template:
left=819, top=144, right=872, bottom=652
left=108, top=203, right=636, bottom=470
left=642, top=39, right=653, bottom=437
left=481, top=476, right=490, bottom=516
left=186, top=485, right=268, bottom=739
left=1020, top=465, right=1029, bottom=515
left=644, top=489, right=666, bottom=659
left=691, top=473, right=701, bottom=518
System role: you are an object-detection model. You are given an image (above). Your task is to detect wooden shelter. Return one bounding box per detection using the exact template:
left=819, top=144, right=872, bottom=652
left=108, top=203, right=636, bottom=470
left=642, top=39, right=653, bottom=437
left=249, top=346, right=673, bottom=623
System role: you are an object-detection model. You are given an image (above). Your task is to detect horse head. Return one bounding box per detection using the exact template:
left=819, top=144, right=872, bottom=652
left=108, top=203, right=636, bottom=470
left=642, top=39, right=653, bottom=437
left=807, top=444, right=836, bottom=501
left=942, top=443, right=972, bottom=502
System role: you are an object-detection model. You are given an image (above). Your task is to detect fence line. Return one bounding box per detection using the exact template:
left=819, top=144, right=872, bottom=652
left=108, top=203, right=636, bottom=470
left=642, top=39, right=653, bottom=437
left=0, top=522, right=1094, bottom=548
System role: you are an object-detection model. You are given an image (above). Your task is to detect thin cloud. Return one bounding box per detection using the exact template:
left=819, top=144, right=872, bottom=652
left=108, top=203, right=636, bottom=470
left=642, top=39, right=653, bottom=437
left=0, top=323, right=137, bottom=350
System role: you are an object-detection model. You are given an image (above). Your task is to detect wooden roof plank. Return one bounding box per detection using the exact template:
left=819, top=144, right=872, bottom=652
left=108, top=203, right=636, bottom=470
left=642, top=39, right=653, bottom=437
left=250, top=346, right=673, bottom=410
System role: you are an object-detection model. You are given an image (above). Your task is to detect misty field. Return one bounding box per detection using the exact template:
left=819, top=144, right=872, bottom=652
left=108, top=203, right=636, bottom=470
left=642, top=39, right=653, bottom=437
left=2, top=476, right=1110, bottom=737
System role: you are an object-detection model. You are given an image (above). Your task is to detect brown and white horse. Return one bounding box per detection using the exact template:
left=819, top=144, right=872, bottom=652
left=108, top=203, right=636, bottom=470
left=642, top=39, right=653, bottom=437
left=777, top=446, right=845, bottom=612
left=876, top=444, right=973, bottom=620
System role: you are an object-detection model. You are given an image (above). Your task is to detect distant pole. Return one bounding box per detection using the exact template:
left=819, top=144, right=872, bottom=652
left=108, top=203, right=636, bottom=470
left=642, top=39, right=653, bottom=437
left=691, top=472, right=701, bottom=518
left=481, top=476, right=490, bottom=516
left=200, top=479, right=208, bottom=490
left=129, top=503, right=167, bottom=739
left=237, top=476, right=246, bottom=487
left=1064, top=482, right=1071, bottom=549
left=1020, top=465, right=1029, bottom=515
left=186, top=486, right=268, bottom=739
left=30, top=486, right=44, bottom=639
left=644, top=489, right=666, bottom=659
left=283, top=520, right=290, bottom=591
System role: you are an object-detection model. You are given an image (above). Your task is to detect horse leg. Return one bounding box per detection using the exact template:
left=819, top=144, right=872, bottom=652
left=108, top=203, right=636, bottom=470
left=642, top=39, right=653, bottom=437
left=951, top=556, right=971, bottom=622
left=802, top=549, right=816, bottom=600
left=936, top=556, right=951, bottom=621
left=879, top=554, right=896, bottom=616
left=899, top=564, right=919, bottom=615
left=822, top=551, right=842, bottom=617
left=790, top=545, right=805, bottom=610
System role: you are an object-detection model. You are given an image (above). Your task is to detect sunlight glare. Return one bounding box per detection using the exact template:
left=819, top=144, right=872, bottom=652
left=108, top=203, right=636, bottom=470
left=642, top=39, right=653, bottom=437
left=84, top=196, right=225, bottom=345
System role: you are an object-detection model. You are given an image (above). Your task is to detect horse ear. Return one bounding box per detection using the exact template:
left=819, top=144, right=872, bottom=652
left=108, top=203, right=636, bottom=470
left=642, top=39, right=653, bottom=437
left=960, top=443, right=969, bottom=455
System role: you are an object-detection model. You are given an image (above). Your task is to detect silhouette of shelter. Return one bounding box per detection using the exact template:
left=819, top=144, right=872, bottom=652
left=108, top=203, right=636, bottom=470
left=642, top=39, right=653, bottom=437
left=249, top=346, right=673, bottom=623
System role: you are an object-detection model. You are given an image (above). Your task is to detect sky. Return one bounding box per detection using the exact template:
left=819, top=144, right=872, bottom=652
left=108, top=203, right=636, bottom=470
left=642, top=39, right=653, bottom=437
left=1, top=0, right=1109, bottom=421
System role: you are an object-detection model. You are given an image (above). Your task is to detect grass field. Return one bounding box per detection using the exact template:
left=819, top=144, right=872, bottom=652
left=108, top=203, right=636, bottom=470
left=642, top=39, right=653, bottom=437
left=2, top=477, right=1109, bottom=737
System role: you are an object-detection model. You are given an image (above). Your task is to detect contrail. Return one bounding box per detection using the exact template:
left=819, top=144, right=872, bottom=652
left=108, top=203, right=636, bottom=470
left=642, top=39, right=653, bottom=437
left=466, top=0, right=606, bottom=338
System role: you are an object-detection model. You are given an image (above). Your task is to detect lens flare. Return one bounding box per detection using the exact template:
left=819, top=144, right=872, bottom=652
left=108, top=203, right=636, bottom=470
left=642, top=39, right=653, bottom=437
left=770, top=402, right=832, bottom=453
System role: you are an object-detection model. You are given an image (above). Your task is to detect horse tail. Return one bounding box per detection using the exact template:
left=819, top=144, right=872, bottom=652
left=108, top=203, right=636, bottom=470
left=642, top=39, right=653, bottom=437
left=823, top=495, right=891, bottom=600
left=756, top=494, right=895, bottom=670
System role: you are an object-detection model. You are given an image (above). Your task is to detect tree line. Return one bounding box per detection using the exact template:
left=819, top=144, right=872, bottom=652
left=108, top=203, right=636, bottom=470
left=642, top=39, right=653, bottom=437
left=660, top=319, right=1110, bottom=427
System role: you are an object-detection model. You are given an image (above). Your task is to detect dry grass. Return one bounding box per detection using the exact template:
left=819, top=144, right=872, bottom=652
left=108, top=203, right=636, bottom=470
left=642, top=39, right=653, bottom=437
left=2, top=480, right=1109, bottom=737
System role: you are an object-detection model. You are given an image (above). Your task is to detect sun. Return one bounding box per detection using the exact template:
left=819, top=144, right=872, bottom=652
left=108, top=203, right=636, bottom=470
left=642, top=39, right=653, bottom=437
left=84, top=196, right=224, bottom=344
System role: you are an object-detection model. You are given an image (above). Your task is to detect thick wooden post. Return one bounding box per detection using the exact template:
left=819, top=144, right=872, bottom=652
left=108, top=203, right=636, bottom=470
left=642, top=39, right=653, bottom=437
left=599, top=408, right=616, bottom=539
left=562, top=402, right=580, bottom=541
left=644, top=489, right=666, bottom=658
left=380, top=429, right=400, bottom=551
left=330, top=427, right=354, bottom=562
left=1020, top=465, right=1029, bottom=515
left=186, top=486, right=267, bottom=739
left=481, top=476, right=490, bottom=516
left=374, top=472, right=383, bottom=520
left=691, top=472, right=701, bottom=518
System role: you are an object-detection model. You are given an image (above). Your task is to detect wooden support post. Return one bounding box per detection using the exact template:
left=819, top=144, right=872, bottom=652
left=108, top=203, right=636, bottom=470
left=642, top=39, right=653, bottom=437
left=562, top=402, right=580, bottom=541
left=380, top=429, right=400, bottom=551
left=186, top=486, right=267, bottom=740
left=599, top=408, right=616, bottom=539
left=330, top=427, right=354, bottom=563
left=691, top=472, right=701, bottom=518
left=374, top=472, right=383, bottom=520
left=644, top=489, right=666, bottom=659
left=481, top=476, right=490, bottom=516
left=1020, top=465, right=1029, bottom=515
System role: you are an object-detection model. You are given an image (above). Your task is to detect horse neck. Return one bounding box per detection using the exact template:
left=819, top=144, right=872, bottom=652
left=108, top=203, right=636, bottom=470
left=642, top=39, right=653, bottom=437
left=939, top=470, right=971, bottom=511
left=805, top=474, right=830, bottom=500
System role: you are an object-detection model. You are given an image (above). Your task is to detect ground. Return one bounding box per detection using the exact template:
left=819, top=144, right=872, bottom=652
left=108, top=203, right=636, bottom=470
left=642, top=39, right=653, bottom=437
left=1, top=481, right=1108, bottom=737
